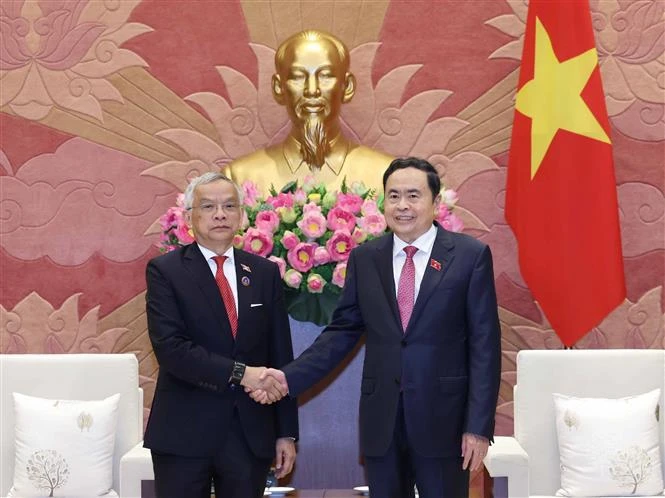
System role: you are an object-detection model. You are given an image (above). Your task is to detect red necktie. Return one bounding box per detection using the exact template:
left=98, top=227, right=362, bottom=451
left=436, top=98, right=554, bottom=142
left=397, top=246, right=418, bottom=333
left=213, top=255, right=238, bottom=338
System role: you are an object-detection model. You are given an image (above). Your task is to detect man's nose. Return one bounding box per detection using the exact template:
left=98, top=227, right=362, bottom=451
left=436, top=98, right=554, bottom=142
left=304, top=74, right=321, bottom=97
left=212, top=206, right=227, bottom=219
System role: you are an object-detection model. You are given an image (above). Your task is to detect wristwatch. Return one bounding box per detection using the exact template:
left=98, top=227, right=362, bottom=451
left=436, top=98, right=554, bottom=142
left=230, top=361, right=246, bottom=385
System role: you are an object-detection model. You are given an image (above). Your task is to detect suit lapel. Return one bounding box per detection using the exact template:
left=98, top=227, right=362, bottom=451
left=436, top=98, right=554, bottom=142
left=375, top=235, right=402, bottom=332
left=406, top=227, right=455, bottom=334
left=182, top=244, right=231, bottom=335
left=233, top=249, right=253, bottom=341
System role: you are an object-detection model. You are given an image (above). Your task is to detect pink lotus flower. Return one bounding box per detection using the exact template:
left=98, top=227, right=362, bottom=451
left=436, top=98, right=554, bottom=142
left=298, top=211, right=327, bottom=239
left=284, top=269, right=303, bottom=289
left=243, top=228, right=274, bottom=257
left=303, top=202, right=322, bottom=214
left=232, top=233, right=245, bottom=249
left=266, top=193, right=294, bottom=209
left=281, top=231, right=300, bottom=250
left=359, top=213, right=387, bottom=236
left=287, top=243, right=316, bottom=272
left=441, top=188, right=459, bottom=207
left=436, top=204, right=450, bottom=224
left=306, top=273, right=326, bottom=294
left=361, top=199, right=380, bottom=216
left=313, top=246, right=331, bottom=266
left=268, top=256, right=287, bottom=278
left=242, top=181, right=260, bottom=207
left=332, top=262, right=347, bottom=288
left=326, top=230, right=356, bottom=262
left=160, top=206, right=184, bottom=230
left=336, top=192, right=363, bottom=214
left=173, top=223, right=195, bottom=244
left=293, top=188, right=307, bottom=205
left=327, top=206, right=356, bottom=232
left=302, top=175, right=317, bottom=193
left=352, top=227, right=368, bottom=244
left=440, top=212, right=464, bottom=233
left=255, top=210, right=280, bottom=233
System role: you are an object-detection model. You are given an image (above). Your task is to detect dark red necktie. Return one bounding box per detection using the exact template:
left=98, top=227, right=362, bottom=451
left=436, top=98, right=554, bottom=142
left=213, top=255, right=238, bottom=338
left=397, top=246, right=418, bottom=333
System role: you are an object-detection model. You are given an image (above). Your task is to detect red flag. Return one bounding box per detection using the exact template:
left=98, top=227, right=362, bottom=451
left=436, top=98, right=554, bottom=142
left=505, top=0, right=625, bottom=346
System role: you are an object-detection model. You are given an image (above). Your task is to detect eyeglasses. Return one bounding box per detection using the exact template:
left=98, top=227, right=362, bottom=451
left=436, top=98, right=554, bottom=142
left=188, top=203, right=240, bottom=215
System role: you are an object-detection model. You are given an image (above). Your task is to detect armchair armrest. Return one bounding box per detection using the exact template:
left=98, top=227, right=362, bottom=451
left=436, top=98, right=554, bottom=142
left=484, top=436, right=529, bottom=498
left=119, top=441, right=154, bottom=498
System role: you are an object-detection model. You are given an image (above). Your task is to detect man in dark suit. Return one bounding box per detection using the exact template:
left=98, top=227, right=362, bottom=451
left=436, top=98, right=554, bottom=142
left=144, top=172, right=298, bottom=498
left=253, top=158, right=501, bottom=497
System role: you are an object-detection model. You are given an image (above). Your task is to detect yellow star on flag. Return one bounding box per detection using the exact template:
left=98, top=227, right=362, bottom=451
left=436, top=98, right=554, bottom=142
left=515, top=17, right=610, bottom=179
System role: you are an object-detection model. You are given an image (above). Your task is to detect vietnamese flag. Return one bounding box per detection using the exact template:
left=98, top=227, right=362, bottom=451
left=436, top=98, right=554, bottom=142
left=505, top=0, right=625, bottom=346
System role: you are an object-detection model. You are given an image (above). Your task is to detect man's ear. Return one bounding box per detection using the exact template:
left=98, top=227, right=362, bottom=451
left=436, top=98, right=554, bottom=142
left=272, top=74, right=285, bottom=105
left=342, top=73, right=356, bottom=103
left=433, top=194, right=441, bottom=216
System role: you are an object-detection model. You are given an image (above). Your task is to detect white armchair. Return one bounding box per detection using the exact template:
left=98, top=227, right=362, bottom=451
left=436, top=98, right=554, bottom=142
left=485, top=349, right=665, bottom=497
left=0, top=354, right=154, bottom=498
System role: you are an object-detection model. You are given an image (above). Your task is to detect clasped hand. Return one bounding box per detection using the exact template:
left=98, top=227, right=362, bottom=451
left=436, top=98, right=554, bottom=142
left=241, top=367, right=289, bottom=404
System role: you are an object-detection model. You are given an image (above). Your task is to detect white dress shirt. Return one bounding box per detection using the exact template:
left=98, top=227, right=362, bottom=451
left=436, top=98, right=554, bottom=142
left=392, top=224, right=437, bottom=299
left=198, top=244, right=239, bottom=310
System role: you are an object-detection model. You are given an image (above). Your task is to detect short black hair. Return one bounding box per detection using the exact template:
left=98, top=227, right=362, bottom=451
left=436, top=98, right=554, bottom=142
left=382, top=157, right=440, bottom=201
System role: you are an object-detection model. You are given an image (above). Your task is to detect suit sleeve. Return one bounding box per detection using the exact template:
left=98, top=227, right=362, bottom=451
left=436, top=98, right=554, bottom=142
left=146, top=259, right=234, bottom=389
left=282, top=250, right=365, bottom=396
left=464, top=245, right=501, bottom=440
left=267, top=263, right=299, bottom=439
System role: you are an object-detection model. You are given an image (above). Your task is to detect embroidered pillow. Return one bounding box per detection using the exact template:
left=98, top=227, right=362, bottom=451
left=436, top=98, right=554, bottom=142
left=10, top=392, right=120, bottom=497
left=553, top=389, right=663, bottom=496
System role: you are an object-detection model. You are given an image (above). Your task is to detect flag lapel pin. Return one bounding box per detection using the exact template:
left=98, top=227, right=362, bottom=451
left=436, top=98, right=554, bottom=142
left=430, top=259, right=442, bottom=271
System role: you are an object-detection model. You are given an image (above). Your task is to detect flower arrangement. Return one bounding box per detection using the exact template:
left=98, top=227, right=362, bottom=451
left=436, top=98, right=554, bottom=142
left=158, top=177, right=463, bottom=325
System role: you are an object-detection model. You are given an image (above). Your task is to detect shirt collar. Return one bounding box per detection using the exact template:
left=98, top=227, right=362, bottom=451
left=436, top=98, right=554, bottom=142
left=282, top=132, right=350, bottom=176
left=392, top=224, right=437, bottom=258
left=197, top=243, right=234, bottom=264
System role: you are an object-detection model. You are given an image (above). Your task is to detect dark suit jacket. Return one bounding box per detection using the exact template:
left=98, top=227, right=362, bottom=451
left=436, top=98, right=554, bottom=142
left=283, top=225, right=500, bottom=458
left=144, top=243, right=298, bottom=459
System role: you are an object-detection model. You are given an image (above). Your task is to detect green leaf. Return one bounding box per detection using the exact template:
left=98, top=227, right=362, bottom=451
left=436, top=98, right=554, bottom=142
left=280, top=181, right=298, bottom=193
left=285, top=288, right=341, bottom=326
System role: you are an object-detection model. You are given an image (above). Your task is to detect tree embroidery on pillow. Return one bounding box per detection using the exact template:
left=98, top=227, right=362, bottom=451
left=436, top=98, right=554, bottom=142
left=563, top=409, right=579, bottom=430
left=27, top=449, right=70, bottom=497
left=77, top=411, right=93, bottom=431
left=609, top=446, right=653, bottom=495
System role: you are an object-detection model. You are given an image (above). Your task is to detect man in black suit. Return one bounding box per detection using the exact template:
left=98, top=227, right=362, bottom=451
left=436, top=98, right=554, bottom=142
left=253, top=158, right=501, bottom=497
left=144, top=172, right=298, bottom=498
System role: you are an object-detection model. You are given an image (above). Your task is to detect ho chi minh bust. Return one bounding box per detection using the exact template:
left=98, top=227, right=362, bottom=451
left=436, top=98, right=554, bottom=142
left=225, top=30, right=393, bottom=193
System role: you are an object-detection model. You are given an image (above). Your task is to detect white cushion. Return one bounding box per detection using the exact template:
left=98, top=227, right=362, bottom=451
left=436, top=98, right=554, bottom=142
left=553, top=389, right=664, bottom=497
left=10, top=392, right=120, bottom=497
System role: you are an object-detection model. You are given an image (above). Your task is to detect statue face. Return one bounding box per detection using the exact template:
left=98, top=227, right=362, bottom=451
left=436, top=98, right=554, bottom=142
left=274, top=38, right=352, bottom=127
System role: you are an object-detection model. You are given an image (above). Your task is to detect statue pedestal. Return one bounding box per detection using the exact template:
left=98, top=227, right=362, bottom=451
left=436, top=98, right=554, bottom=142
left=288, top=318, right=366, bottom=489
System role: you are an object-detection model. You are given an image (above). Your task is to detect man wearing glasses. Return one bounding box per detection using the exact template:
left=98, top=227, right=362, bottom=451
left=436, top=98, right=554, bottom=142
left=144, top=172, right=298, bottom=498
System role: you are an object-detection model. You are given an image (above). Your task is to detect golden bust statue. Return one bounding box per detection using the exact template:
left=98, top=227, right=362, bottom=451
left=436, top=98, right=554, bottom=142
left=225, top=30, right=393, bottom=193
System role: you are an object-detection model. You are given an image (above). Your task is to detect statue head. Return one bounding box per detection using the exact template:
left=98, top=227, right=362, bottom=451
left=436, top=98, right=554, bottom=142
left=272, top=30, right=356, bottom=167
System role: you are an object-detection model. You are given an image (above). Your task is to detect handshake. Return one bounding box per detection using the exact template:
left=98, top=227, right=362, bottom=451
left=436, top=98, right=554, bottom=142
left=241, top=366, right=290, bottom=404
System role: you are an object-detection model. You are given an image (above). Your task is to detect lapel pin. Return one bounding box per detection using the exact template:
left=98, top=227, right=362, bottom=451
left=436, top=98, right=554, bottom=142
left=241, top=276, right=251, bottom=287
left=241, top=264, right=251, bottom=273
left=430, top=259, right=442, bottom=271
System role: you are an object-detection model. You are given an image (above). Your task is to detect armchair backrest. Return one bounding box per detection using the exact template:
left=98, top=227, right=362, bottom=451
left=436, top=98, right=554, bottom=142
left=0, top=354, right=142, bottom=495
left=513, top=349, right=665, bottom=495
